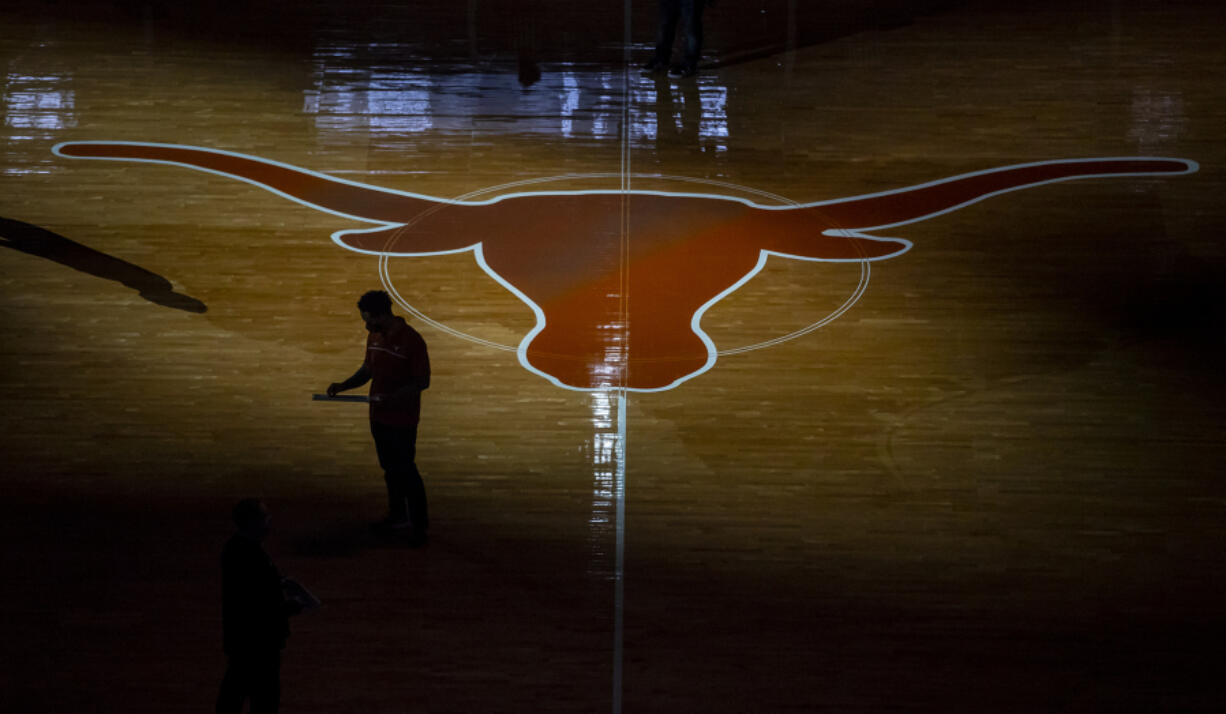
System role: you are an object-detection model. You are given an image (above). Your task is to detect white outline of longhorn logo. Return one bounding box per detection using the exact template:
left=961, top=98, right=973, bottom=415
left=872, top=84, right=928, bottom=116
left=52, top=142, right=1197, bottom=392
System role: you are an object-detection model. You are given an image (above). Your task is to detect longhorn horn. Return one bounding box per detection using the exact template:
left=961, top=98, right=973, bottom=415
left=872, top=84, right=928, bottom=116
left=809, top=158, right=1197, bottom=231
left=52, top=141, right=450, bottom=224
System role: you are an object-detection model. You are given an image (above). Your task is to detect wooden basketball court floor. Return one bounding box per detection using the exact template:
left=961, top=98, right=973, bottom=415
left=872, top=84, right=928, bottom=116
left=3, top=1, right=1225, bottom=711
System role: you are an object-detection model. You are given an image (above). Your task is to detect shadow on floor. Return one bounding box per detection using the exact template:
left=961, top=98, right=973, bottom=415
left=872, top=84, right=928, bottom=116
left=0, top=216, right=207, bottom=313
left=291, top=520, right=428, bottom=557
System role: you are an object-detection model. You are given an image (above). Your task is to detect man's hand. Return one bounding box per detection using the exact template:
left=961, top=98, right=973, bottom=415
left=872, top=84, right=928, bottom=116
left=329, top=365, right=371, bottom=397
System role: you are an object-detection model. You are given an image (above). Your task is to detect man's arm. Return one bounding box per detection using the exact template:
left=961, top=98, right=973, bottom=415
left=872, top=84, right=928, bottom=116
left=327, top=364, right=371, bottom=397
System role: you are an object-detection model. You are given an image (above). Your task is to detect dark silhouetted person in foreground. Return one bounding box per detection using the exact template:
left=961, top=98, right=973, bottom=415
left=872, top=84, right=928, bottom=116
left=328, top=290, right=431, bottom=546
left=642, top=0, right=711, bottom=78
left=217, top=499, right=307, bottom=714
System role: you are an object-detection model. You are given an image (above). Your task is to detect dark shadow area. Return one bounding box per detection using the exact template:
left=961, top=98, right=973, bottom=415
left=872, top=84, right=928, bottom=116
left=5, top=0, right=966, bottom=73
left=290, top=521, right=384, bottom=558
left=1118, top=266, right=1226, bottom=347
left=702, top=0, right=966, bottom=70
left=1111, top=264, right=1226, bottom=378
left=291, top=520, right=437, bottom=557
left=4, top=481, right=1226, bottom=712
left=0, top=217, right=207, bottom=313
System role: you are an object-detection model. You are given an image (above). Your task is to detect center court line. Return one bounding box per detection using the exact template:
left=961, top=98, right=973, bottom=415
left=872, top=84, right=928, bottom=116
left=612, top=390, right=628, bottom=714
left=613, top=3, right=633, bottom=712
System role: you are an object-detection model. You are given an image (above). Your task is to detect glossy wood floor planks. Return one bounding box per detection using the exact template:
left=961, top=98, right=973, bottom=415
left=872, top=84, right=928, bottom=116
left=2, top=1, right=1225, bottom=711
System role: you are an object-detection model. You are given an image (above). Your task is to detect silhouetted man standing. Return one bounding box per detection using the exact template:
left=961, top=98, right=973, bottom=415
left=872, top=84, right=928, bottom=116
left=328, top=290, right=431, bottom=545
left=216, top=499, right=302, bottom=714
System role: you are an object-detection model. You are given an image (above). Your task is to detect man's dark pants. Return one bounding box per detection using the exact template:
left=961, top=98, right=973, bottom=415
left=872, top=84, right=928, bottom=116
left=216, top=652, right=280, bottom=714
left=653, top=0, right=707, bottom=71
left=371, top=420, right=428, bottom=531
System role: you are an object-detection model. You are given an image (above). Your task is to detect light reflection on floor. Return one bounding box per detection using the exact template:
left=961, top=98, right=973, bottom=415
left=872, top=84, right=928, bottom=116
left=2, top=71, right=77, bottom=175
left=586, top=389, right=621, bottom=579
left=302, top=40, right=729, bottom=151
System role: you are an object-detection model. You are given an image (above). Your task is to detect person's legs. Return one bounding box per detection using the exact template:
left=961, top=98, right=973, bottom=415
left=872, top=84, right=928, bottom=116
left=405, top=459, right=428, bottom=534
left=646, top=0, right=681, bottom=70
left=215, top=658, right=248, bottom=714
left=247, top=653, right=281, bottom=714
left=371, top=421, right=409, bottom=522
left=371, top=421, right=427, bottom=533
left=679, top=0, right=705, bottom=75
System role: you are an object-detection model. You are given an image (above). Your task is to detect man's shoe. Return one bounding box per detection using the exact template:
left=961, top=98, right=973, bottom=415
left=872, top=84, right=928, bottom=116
left=668, top=64, right=697, bottom=78
left=641, top=58, right=668, bottom=73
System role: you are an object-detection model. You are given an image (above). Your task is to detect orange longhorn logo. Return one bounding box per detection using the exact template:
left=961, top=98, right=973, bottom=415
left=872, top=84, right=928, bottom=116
left=54, top=142, right=1196, bottom=391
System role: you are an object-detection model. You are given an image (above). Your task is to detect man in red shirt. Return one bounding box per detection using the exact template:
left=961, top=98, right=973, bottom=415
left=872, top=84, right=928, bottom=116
left=327, top=290, right=431, bottom=545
